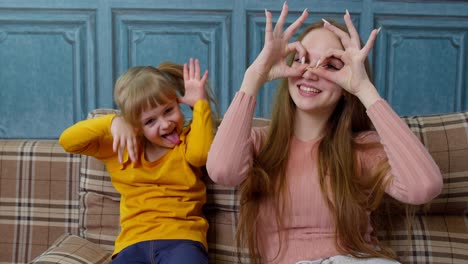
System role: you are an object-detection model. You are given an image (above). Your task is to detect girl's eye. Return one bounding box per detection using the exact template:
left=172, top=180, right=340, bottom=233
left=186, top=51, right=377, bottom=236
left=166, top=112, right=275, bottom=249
left=145, top=119, right=155, bottom=126
left=164, top=107, right=173, bottom=115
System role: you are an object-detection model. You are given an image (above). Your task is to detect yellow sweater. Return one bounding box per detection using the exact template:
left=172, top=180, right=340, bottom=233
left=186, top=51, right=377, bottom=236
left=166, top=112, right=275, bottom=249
left=59, top=100, right=213, bottom=256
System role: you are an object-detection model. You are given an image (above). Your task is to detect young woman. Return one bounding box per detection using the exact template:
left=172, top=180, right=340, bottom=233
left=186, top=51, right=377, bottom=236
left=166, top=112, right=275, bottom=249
left=206, top=4, right=442, bottom=264
left=60, top=58, right=216, bottom=264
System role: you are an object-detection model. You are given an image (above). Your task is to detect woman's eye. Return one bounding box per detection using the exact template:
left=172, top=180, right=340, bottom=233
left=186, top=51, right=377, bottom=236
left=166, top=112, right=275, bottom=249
left=322, top=58, right=344, bottom=71
left=293, top=57, right=308, bottom=65
left=324, top=64, right=339, bottom=71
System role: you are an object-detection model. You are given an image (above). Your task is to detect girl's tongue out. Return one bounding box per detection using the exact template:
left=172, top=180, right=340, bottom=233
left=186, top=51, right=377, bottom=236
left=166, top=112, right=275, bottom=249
left=163, top=131, right=181, bottom=145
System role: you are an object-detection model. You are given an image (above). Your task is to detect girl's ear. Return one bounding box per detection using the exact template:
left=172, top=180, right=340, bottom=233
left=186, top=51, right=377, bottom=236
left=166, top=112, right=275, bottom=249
left=134, top=127, right=140, bottom=133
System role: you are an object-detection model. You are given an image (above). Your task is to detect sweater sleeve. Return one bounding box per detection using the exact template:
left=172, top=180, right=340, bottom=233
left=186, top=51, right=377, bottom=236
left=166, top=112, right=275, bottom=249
left=184, top=100, right=214, bottom=168
left=366, top=100, right=443, bottom=205
left=206, top=92, right=260, bottom=186
left=59, top=114, right=116, bottom=159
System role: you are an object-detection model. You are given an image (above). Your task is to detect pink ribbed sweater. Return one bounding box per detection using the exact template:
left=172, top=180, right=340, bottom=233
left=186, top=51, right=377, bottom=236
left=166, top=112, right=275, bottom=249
left=206, top=92, right=442, bottom=263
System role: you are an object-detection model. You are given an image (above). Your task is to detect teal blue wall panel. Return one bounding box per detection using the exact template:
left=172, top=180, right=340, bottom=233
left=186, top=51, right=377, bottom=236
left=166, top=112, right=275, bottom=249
left=113, top=9, right=231, bottom=119
left=374, top=15, right=468, bottom=115
left=0, top=0, right=467, bottom=138
left=0, top=8, right=96, bottom=138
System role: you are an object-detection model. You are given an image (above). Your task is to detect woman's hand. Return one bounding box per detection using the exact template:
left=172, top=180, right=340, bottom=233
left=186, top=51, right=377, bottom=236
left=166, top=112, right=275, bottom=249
left=179, top=58, right=209, bottom=107
left=242, top=3, right=308, bottom=95
left=314, top=10, right=380, bottom=98
left=111, top=116, right=138, bottom=164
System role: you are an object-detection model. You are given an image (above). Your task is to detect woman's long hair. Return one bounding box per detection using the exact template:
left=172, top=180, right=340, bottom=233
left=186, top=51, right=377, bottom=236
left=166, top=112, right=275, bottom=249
left=236, top=20, right=397, bottom=263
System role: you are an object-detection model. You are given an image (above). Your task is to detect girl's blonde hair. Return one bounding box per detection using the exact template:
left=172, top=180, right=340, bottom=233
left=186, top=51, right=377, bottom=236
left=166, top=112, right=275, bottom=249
left=236, top=20, right=398, bottom=263
left=114, top=62, right=218, bottom=128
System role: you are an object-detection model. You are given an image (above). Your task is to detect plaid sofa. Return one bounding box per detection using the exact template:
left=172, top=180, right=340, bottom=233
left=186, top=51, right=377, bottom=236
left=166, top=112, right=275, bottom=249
left=0, top=109, right=467, bottom=264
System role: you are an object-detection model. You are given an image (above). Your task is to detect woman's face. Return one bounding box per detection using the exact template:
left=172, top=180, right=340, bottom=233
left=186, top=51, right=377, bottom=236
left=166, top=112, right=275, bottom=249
left=288, top=28, right=345, bottom=116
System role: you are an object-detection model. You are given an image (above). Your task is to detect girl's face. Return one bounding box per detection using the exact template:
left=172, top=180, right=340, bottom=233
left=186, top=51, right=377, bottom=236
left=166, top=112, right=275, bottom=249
left=139, top=99, right=184, bottom=149
left=288, top=28, right=345, bottom=115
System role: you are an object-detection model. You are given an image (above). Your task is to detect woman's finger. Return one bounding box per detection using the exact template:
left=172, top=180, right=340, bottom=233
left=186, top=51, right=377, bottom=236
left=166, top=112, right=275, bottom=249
left=283, top=8, right=308, bottom=41
left=316, top=49, right=345, bottom=68
left=273, top=2, right=289, bottom=36
left=283, top=65, right=309, bottom=78
left=361, top=28, right=379, bottom=58
left=323, top=19, right=352, bottom=48
left=285, top=41, right=307, bottom=61
left=264, top=9, right=273, bottom=36
left=343, top=10, right=361, bottom=48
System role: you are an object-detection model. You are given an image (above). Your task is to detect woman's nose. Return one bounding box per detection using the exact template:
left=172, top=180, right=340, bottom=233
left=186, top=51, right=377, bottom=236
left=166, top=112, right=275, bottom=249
left=302, top=66, right=319, bottom=81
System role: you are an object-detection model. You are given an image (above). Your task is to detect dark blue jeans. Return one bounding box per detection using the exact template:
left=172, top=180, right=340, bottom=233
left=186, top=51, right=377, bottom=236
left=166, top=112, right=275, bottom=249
left=111, top=240, right=208, bottom=264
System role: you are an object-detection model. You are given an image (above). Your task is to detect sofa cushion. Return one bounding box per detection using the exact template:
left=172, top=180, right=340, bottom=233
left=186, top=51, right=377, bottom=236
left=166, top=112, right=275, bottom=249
left=400, top=111, right=468, bottom=215
left=0, top=140, right=80, bottom=264
left=376, top=213, right=468, bottom=263
left=377, top=111, right=468, bottom=263
left=30, top=233, right=111, bottom=264
left=79, top=109, right=120, bottom=252
left=78, top=108, right=468, bottom=264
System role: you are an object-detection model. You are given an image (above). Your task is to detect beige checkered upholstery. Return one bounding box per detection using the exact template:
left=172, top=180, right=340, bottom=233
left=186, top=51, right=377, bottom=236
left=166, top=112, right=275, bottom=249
left=0, top=140, right=80, bottom=263
left=0, top=110, right=467, bottom=263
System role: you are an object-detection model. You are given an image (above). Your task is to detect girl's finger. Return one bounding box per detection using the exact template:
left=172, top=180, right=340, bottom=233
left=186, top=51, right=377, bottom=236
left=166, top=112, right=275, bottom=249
left=118, top=138, right=125, bottom=164
left=183, top=63, right=189, bottom=82
left=201, top=70, right=209, bottom=84
left=133, top=138, right=138, bottom=162
left=274, top=2, right=289, bottom=36
left=361, top=28, right=379, bottom=58
left=343, top=10, right=361, bottom=48
left=283, top=8, right=308, bottom=41
left=189, top=58, right=195, bottom=79
left=323, top=19, right=352, bottom=48
left=126, top=138, right=133, bottom=162
left=113, top=137, right=120, bottom=153
left=195, top=59, right=201, bottom=79
left=131, top=137, right=138, bottom=162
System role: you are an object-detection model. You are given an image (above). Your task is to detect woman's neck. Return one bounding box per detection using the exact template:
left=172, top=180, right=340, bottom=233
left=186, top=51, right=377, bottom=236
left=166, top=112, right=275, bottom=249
left=293, top=109, right=331, bottom=141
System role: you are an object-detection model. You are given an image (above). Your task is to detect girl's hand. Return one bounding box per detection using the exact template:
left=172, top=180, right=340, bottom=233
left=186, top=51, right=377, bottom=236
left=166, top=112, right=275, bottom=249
left=314, top=10, right=380, bottom=96
left=111, top=116, right=138, bottom=164
left=246, top=3, right=309, bottom=87
left=179, top=58, right=208, bottom=107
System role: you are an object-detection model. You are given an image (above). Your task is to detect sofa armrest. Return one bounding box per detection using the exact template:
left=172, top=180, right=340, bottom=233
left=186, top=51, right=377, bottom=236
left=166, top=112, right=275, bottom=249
left=30, top=233, right=111, bottom=264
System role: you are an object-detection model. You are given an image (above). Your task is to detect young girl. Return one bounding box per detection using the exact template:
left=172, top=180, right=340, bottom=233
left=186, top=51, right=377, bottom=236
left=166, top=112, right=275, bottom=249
left=206, top=4, right=442, bottom=264
left=60, top=58, right=216, bottom=264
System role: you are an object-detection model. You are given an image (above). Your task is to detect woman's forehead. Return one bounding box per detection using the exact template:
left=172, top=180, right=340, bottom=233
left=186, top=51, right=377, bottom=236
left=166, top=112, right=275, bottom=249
left=302, top=28, right=343, bottom=50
